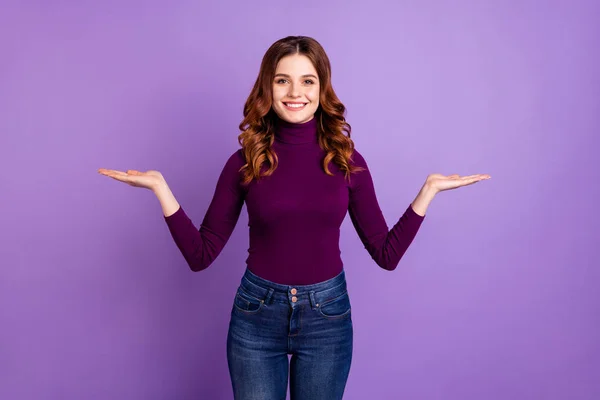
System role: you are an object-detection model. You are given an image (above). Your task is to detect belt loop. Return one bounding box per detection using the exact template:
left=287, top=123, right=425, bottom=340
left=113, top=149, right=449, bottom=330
left=265, top=288, right=274, bottom=305
left=309, top=291, right=318, bottom=310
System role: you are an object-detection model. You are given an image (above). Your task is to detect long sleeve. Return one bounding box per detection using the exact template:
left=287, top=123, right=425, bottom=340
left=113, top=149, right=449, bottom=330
left=348, top=150, right=425, bottom=270
left=163, top=150, right=246, bottom=271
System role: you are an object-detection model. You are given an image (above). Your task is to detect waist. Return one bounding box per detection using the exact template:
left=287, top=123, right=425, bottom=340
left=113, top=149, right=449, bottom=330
left=245, top=252, right=344, bottom=285
left=239, top=267, right=348, bottom=306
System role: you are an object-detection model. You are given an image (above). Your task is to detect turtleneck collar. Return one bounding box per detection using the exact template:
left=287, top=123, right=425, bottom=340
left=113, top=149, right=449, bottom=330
left=274, top=116, right=318, bottom=145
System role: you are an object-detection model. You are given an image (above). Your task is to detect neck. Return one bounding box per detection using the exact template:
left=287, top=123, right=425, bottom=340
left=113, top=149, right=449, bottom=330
left=274, top=116, right=318, bottom=145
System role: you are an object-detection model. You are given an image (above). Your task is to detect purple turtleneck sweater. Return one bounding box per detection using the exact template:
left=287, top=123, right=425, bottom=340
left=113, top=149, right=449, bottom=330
left=164, top=117, right=425, bottom=285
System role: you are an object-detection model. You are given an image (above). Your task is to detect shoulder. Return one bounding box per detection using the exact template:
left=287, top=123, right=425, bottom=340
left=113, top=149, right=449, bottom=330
left=350, top=148, right=369, bottom=169
left=223, top=149, right=246, bottom=170
left=229, top=148, right=246, bottom=163
left=215, top=149, right=246, bottom=182
left=346, top=148, right=373, bottom=190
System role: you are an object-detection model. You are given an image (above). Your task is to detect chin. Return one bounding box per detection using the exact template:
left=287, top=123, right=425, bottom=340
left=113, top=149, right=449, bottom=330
left=275, top=107, right=316, bottom=124
left=288, top=114, right=313, bottom=123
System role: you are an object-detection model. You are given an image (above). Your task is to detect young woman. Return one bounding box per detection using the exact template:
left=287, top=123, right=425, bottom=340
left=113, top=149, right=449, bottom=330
left=99, top=36, right=490, bottom=400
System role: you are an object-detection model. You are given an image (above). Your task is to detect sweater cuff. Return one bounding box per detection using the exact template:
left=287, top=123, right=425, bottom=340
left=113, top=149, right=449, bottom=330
left=407, top=203, right=426, bottom=220
left=164, top=205, right=188, bottom=227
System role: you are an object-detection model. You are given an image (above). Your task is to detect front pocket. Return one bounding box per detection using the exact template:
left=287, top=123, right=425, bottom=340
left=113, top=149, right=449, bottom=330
left=318, top=291, right=351, bottom=319
left=233, top=288, right=264, bottom=313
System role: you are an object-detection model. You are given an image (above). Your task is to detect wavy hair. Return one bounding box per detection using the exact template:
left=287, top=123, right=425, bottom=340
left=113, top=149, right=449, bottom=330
left=237, top=36, right=364, bottom=184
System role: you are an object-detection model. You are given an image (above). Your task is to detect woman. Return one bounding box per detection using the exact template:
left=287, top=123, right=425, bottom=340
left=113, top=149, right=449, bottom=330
left=98, top=36, right=490, bottom=400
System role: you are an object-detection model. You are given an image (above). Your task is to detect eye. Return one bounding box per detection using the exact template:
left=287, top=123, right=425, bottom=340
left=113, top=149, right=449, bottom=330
left=275, top=78, right=288, bottom=84
left=304, top=79, right=315, bottom=85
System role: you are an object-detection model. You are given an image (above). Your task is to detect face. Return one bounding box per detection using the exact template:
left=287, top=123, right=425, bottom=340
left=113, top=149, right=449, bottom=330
left=271, top=54, right=320, bottom=124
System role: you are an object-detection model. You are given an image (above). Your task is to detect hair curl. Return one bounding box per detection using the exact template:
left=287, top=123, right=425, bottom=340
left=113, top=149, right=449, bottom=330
left=237, top=36, right=364, bottom=185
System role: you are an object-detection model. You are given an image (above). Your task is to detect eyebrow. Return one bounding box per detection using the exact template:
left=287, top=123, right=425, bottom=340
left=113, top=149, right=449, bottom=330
left=274, top=73, right=318, bottom=79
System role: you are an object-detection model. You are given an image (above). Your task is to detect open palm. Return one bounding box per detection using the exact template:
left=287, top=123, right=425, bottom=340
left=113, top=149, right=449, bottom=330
left=426, top=173, right=491, bottom=193
left=97, top=168, right=165, bottom=191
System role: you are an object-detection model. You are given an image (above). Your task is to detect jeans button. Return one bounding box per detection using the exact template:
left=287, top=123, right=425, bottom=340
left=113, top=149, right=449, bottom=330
left=291, top=296, right=298, bottom=303
left=290, top=288, right=297, bottom=295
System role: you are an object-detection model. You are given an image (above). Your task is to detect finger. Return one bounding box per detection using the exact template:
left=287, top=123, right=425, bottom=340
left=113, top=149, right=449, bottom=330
left=98, top=169, right=128, bottom=176
left=99, top=169, right=136, bottom=183
left=105, top=174, right=135, bottom=184
left=461, top=174, right=490, bottom=180
left=103, top=172, right=130, bottom=180
left=461, top=177, right=484, bottom=186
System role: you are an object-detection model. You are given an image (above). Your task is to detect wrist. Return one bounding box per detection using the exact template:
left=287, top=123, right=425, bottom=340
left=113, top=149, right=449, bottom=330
left=421, top=181, right=439, bottom=197
left=411, top=183, right=437, bottom=217
left=152, top=179, right=170, bottom=196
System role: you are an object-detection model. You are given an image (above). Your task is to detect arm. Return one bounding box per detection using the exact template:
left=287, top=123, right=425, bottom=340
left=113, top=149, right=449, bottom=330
left=410, top=183, right=437, bottom=217
left=154, top=183, right=181, bottom=218
left=159, top=150, right=246, bottom=272
left=348, top=150, right=426, bottom=271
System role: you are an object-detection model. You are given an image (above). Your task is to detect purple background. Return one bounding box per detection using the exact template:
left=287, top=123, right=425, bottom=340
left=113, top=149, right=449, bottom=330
left=1, top=1, right=599, bottom=399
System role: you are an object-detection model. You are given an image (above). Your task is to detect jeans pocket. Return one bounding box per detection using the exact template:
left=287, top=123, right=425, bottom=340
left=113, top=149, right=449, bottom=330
left=318, top=290, right=351, bottom=319
left=233, top=286, right=264, bottom=314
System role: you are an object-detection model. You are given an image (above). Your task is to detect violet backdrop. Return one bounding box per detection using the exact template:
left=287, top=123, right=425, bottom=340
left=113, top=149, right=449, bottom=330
left=1, top=0, right=599, bottom=399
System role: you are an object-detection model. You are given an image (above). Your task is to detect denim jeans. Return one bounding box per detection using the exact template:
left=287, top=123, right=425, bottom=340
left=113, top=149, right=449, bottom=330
left=226, top=268, right=353, bottom=400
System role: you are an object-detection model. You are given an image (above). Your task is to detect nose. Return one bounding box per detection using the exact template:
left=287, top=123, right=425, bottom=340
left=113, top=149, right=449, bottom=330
left=288, top=82, right=301, bottom=98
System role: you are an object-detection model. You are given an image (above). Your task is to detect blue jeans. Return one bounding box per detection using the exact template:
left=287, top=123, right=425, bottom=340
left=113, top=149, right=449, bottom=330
left=226, top=268, right=353, bottom=400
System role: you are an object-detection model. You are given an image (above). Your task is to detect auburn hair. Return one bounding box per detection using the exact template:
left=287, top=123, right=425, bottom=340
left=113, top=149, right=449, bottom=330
left=237, top=36, right=364, bottom=185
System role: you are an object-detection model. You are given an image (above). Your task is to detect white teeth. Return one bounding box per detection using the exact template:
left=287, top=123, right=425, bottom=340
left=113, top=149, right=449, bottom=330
left=285, top=103, right=306, bottom=108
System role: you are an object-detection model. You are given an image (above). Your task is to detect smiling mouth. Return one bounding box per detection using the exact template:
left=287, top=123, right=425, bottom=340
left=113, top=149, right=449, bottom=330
left=283, top=102, right=308, bottom=110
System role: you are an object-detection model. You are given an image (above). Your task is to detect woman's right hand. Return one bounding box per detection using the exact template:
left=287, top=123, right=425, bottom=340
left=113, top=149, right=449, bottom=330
left=97, top=168, right=166, bottom=192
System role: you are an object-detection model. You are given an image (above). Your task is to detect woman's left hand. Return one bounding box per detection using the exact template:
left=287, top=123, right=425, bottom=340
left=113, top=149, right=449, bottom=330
left=425, top=173, right=491, bottom=194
